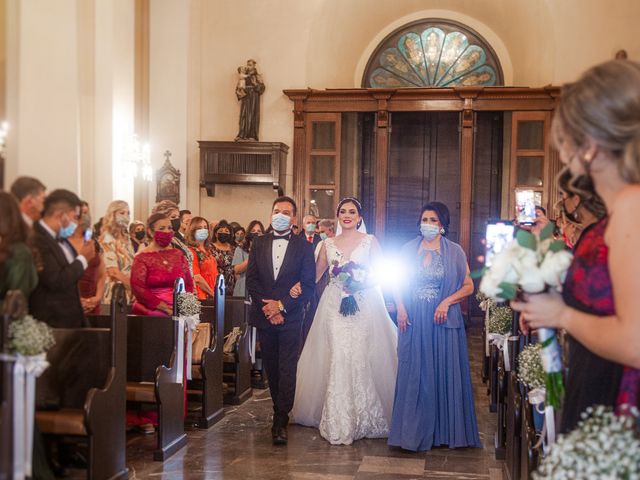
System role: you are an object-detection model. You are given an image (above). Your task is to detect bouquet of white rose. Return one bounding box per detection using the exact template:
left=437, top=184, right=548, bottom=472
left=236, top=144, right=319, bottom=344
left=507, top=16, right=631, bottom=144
left=477, top=224, right=571, bottom=409
left=533, top=405, right=640, bottom=479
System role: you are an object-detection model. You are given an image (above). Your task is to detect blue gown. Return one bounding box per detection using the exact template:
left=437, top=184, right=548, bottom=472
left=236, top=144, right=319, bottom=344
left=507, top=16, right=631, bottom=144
left=388, top=249, right=481, bottom=451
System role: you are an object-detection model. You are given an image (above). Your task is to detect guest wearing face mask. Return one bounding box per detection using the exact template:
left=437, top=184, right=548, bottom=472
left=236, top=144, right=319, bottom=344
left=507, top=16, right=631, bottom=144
left=234, top=225, right=247, bottom=247
left=68, top=201, right=106, bottom=315
left=151, top=200, right=194, bottom=283
left=301, top=214, right=322, bottom=248
left=231, top=222, right=264, bottom=298
left=129, top=221, right=147, bottom=253
left=210, top=220, right=236, bottom=295
left=186, top=217, right=218, bottom=300
left=131, top=213, right=194, bottom=315
left=99, top=200, right=135, bottom=304
left=30, top=189, right=96, bottom=328
left=389, top=201, right=479, bottom=451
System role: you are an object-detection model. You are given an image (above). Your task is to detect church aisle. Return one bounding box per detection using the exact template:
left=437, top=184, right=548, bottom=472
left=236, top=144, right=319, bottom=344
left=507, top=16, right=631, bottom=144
left=123, top=322, right=502, bottom=479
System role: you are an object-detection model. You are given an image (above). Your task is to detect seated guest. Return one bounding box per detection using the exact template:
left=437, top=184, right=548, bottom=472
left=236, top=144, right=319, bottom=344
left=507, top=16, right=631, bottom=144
left=177, top=209, right=192, bottom=243
left=186, top=216, right=218, bottom=300
left=68, top=201, right=106, bottom=315
left=131, top=213, right=194, bottom=316
left=209, top=220, right=236, bottom=295
left=10, top=176, right=46, bottom=228
left=99, top=200, right=135, bottom=303
left=0, top=192, right=38, bottom=311
left=29, top=189, right=96, bottom=328
left=129, top=220, right=147, bottom=253
left=151, top=200, right=194, bottom=273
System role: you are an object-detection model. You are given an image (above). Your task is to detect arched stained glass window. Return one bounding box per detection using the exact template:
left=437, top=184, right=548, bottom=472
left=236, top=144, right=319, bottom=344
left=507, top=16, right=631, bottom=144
left=364, top=19, right=503, bottom=88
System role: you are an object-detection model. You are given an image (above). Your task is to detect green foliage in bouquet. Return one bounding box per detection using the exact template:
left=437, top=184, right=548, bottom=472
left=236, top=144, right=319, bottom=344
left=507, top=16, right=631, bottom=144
left=176, top=292, right=201, bottom=317
left=534, top=405, right=640, bottom=479
left=8, top=315, right=55, bottom=356
left=487, top=305, right=512, bottom=335
left=517, top=344, right=545, bottom=390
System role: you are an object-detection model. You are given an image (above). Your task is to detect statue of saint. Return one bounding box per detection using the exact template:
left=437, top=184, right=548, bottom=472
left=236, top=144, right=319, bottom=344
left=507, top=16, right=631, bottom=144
left=235, top=59, right=265, bottom=141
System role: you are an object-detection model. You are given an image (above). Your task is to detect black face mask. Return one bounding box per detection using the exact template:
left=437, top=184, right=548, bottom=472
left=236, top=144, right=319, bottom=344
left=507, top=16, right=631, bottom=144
left=134, top=230, right=146, bottom=241
left=217, top=232, right=232, bottom=244
left=171, top=218, right=181, bottom=233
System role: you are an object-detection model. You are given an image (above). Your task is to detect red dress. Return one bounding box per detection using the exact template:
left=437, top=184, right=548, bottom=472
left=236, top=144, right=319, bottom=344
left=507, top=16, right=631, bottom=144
left=131, top=249, right=194, bottom=316
left=561, top=217, right=624, bottom=431
left=190, top=246, right=219, bottom=300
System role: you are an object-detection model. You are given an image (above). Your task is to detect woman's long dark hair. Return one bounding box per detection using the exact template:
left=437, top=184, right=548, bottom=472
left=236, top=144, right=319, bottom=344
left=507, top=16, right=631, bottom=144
left=0, top=192, right=30, bottom=268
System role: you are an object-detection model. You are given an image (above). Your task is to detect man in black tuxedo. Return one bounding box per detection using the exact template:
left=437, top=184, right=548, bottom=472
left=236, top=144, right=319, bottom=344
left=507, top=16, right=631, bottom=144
left=30, top=189, right=96, bottom=328
left=246, top=196, right=315, bottom=445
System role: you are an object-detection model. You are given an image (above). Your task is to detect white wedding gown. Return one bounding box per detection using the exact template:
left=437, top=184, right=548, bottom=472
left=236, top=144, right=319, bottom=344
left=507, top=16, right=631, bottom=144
left=292, top=235, right=398, bottom=445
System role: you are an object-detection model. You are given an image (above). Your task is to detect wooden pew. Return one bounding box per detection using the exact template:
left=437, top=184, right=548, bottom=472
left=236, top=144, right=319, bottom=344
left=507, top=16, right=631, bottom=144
left=504, top=373, right=523, bottom=480
left=222, top=296, right=252, bottom=405
left=35, top=284, right=128, bottom=480
left=0, top=291, right=26, bottom=478
left=519, top=388, right=542, bottom=480
left=187, top=275, right=225, bottom=428
left=87, top=280, right=187, bottom=461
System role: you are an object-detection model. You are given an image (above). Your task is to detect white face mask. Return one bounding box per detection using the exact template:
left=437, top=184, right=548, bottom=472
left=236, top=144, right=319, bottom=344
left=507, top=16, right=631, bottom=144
left=271, top=213, right=291, bottom=232
left=195, top=228, right=209, bottom=242
left=420, top=223, right=441, bottom=241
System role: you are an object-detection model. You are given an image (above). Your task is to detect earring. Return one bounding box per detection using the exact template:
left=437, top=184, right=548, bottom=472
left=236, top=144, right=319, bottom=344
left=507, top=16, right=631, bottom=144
left=440, top=228, right=445, bottom=235
left=583, top=153, right=593, bottom=163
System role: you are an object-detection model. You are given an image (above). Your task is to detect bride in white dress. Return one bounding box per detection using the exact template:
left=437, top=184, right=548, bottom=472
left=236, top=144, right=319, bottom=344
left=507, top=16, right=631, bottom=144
left=291, top=197, right=398, bottom=445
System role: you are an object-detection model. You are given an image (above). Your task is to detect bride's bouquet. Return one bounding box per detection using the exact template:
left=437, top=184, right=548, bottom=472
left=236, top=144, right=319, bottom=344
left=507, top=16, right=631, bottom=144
left=478, top=224, right=572, bottom=409
left=331, top=260, right=370, bottom=316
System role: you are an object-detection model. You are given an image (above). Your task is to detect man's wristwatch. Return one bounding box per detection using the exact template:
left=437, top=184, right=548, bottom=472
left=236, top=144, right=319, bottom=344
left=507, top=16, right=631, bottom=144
left=278, top=300, right=285, bottom=313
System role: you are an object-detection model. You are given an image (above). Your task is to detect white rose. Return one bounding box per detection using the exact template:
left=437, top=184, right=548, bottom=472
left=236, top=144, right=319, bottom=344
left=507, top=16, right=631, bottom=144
left=519, top=266, right=546, bottom=293
left=539, top=250, right=573, bottom=290
left=352, top=268, right=366, bottom=283
left=490, top=249, right=519, bottom=284
left=480, top=274, right=501, bottom=299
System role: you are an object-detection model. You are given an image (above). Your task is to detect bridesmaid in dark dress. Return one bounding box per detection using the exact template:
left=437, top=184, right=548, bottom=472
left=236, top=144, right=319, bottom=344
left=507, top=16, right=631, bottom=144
left=513, top=60, right=640, bottom=428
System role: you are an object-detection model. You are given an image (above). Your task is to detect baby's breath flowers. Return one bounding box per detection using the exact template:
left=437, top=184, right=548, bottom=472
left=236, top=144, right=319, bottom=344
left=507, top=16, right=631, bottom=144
left=487, top=305, right=512, bottom=335
left=534, top=405, right=640, bottom=479
left=517, top=343, right=545, bottom=390
left=176, top=292, right=201, bottom=317
left=8, top=315, right=55, bottom=356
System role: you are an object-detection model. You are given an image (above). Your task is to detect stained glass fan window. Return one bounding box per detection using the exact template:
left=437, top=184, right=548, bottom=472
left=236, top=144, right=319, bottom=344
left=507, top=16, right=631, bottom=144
left=364, top=20, right=503, bottom=88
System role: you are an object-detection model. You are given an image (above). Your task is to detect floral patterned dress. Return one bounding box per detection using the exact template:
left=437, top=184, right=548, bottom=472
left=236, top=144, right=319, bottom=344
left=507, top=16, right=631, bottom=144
left=100, top=232, right=134, bottom=304
left=560, top=217, right=624, bottom=432
left=210, top=243, right=236, bottom=295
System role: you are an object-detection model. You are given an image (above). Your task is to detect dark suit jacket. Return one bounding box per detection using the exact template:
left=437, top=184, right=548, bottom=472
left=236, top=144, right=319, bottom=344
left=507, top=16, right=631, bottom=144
left=246, top=232, right=315, bottom=330
left=300, top=232, right=322, bottom=249
left=29, top=221, right=87, bottom=328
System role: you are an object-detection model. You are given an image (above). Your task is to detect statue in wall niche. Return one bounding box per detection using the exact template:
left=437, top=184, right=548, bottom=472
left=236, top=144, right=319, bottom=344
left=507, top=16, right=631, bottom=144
left=235, top=59, right=265, bottom=142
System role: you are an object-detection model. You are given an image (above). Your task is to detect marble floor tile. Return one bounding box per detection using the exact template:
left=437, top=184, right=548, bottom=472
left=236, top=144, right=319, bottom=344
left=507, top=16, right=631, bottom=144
left=62, top=320, right=502, bottom=479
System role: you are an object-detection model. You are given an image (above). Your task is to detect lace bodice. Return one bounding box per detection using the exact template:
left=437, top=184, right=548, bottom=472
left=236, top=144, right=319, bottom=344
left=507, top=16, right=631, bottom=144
left=324, top=235, right=372, bottom=277
left=412, top=250, right=445, bottom=302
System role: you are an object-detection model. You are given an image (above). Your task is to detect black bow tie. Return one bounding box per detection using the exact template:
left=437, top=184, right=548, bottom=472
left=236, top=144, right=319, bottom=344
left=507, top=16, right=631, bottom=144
left=273, top=233, right=292, bottom=241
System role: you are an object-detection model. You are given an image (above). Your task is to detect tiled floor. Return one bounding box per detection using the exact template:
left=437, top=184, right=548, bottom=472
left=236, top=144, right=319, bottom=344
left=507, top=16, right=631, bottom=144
left=121, top=320, right=503, bottom=479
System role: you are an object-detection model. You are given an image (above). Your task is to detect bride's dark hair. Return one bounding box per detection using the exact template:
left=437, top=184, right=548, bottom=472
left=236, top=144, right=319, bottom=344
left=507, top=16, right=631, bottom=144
left=336, top=197, right=362, bottom=217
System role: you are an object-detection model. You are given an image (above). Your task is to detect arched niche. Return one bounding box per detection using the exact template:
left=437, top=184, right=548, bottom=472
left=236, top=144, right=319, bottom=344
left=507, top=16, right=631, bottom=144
left=363, top=18, right=504, bottom=88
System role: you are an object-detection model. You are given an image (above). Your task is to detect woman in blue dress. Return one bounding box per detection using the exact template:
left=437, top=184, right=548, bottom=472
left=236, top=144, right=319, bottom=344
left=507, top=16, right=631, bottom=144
left=389, top=201, right=481, bottom=451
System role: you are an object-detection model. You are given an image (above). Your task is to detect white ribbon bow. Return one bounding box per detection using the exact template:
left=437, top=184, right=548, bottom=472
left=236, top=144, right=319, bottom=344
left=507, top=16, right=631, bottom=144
left=183, top=314, right=200, bottom=381
left=487, top=332, right=519, bottom=371
left=528, top=387, right=556, bottom=450
left=9, top=354, right=49, bottom=479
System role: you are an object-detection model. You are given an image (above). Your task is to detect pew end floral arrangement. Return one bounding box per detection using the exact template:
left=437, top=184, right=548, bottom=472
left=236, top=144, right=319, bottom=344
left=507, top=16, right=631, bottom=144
left=477, top=223, right=571, bottom=409
left=517, top=343, right=545, bottom=390
left=176, top=292, right=201, bottom=317
left=533, top=405, right=640, bottom=479
left=8, top=314, right=55, bottom=356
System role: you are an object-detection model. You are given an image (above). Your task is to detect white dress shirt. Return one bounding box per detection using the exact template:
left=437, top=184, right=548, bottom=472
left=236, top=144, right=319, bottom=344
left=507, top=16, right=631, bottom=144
left=272, top=231, right=291, bottom=279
